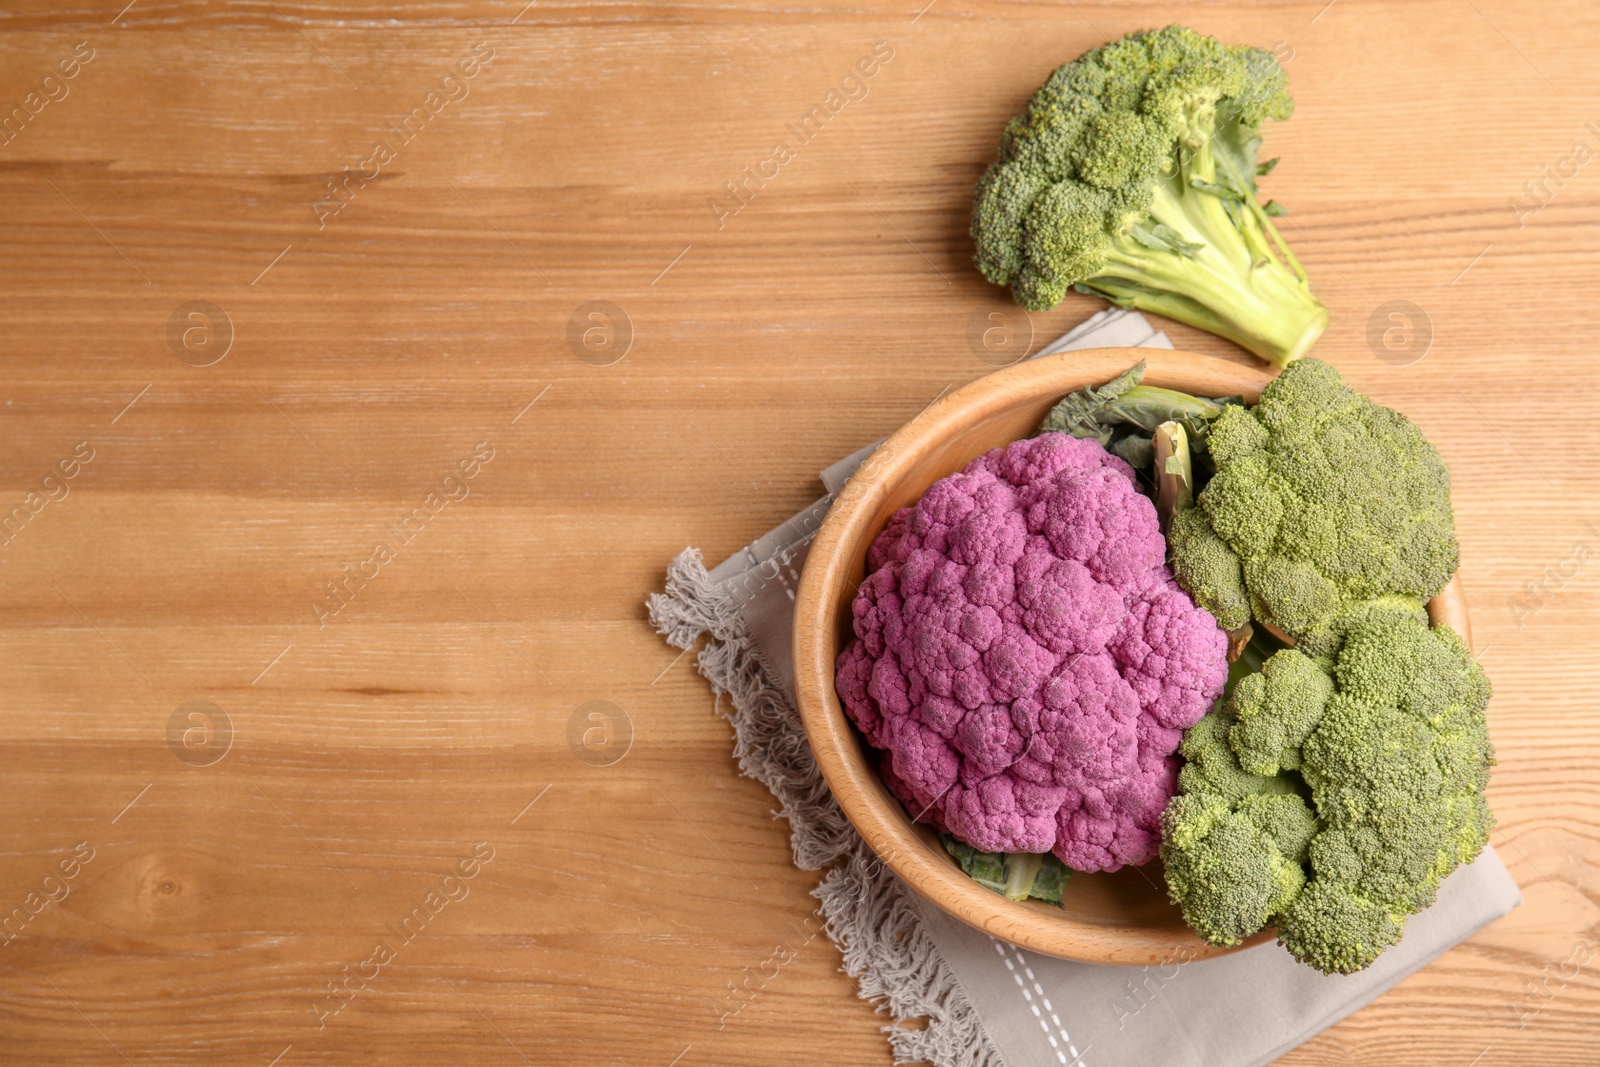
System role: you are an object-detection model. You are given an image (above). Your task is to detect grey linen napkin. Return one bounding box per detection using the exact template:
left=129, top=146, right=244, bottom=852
left=649, top=310, right=1522, bottom=1067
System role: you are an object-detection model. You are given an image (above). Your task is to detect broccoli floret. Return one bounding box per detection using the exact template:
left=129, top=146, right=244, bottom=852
left=1301, top=696, right=1441, bottom=826
left=1293, top=594, right=1430, bottom=663
left=1276, top=881, right=1403, bottom=975
left=1160, top=611, right=1495, bottom=974
left=1236, top=792, right=1319, bottom=864
left=1162, top=763, right=1311, bottom=945
left=1174, top=359, right=1459, bottom=646
left=1300, top=617, right=1496, bottom=922
left=1164, top=704, right=1313, bottom=944
left=1175, top=707, right=1298, bottom=803
left=971, top=25, right=1327, bottom=367
left=1228, top=648, right=1334, bottom=775
left=1168, top=505, right=1251, bottom=630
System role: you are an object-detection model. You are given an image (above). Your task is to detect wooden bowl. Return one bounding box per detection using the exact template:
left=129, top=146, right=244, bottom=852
left=792, top=347, right=1471, bottom=964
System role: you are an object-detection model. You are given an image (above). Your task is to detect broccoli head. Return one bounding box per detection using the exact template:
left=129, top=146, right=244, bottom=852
left=1161, top=788, right=1309, bottom=946
left=1160, top=611, right=1495, bottom=973
left=1162, top=709, right=1313, bottom=945
left=971, top=25, right=1327, bottom=367
left=1168, top=504, right=1251, bottom=630
left=1172, top=358, right=1459, bottom=649
left=1228, top=648, right=1333, bottom=776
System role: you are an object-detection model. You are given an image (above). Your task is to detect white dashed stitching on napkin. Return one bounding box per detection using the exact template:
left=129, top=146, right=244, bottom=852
left=997, top=941, right=1086, bottom=1066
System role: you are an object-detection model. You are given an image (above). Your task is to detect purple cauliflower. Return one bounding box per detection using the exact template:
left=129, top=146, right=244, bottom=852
left=836, top=432, right=1229, bottom=871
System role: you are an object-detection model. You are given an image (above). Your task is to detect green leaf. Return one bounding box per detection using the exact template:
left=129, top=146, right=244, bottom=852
left=1114, top=433, right=1156, bottom=469
left=1031, top=855, right=1071, bottom=905
left=1190, top=176, right=1248, bottom=202
left=943, top=837, right=1008, bottom=893
left=1036, top=360, right=1146, bottom=441
left=941, top=836, right=1072, bottom=905
left=1262, top=199, right=1287, bottom=217
left=1257, top=156, right=1281, bottom=177
left=1101, top=385, right=1227, bottom=439
left=1130, top=221, right=1206, bottom=258
left=1073, top=281, right=1138, bottom=309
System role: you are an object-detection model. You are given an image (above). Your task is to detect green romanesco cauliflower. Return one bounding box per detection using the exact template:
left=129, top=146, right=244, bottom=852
left=971, top=25, right=1327, bottom=367
left=1169, top=358, right=1459, bottom=648
left=1160, top=611, right=1494, bottom=974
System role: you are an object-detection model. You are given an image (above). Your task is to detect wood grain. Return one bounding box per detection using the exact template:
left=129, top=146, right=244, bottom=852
left=0, top=1, right=1595, bottom=1064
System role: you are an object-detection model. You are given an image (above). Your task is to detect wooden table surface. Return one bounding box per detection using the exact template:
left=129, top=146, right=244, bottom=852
left=1, top=1, right=1595, bottom=1064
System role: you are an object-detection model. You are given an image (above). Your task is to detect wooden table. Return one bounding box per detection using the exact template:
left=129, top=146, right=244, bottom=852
left=0, top=1, right=1593, bottom=1063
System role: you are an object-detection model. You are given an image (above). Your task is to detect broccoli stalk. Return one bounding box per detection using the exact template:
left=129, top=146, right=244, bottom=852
left=1079, top=160, right=1327, bottom=365
left=972, top=25, right=1329, bottom=368
left=1000, top=852, right=1046, bottom=901
left=1101, top=384, right=1231, bottom=441
left=1153, top=420, right=1193, bottom=532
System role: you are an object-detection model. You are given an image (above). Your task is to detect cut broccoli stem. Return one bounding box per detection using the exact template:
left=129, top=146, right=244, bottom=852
left=1001, top=852, right=1046, bottom=901
left=1153, top=421, right=1193, bottom=534
left=941, top=836, right=1072, bottom=905
left=1083, top=169, right=1327, bottom=368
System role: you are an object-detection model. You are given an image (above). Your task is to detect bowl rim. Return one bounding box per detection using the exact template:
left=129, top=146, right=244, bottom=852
left=791, top=347, right=1472, bottom=964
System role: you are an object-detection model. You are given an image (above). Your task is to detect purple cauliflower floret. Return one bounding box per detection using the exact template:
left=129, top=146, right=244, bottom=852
left=836, top=433, right=1229, bottom=872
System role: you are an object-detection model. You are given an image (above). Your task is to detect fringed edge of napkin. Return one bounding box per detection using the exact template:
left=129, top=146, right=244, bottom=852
left=648, top=547, right=1004, bottom=1067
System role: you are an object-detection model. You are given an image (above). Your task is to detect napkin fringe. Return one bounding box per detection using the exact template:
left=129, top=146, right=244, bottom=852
left=648, top=547, right=1004, bottom=1067
left=647, top=548, right=854, bottom=870
left=818, top=838, right=1006, bottom=1067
